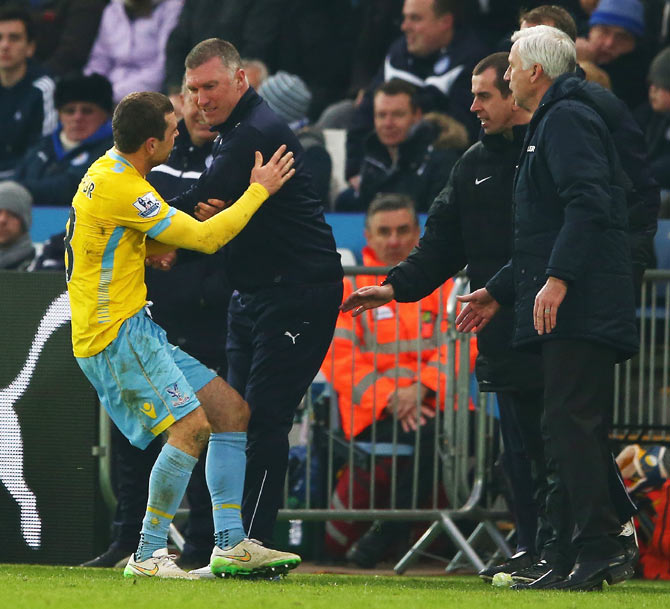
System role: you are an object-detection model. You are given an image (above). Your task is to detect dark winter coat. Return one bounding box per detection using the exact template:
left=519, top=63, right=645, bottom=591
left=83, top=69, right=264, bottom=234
left=14, top=120, right=113, bottom=206
left=385, top=125, right=543, bottom=391
left=0, top=63, right=57, bottom=178
left=351, top=121, right=458, bottom=212
left=634, top=103, right=670, bottom=190
left=486, top=74, right=639, bottom=361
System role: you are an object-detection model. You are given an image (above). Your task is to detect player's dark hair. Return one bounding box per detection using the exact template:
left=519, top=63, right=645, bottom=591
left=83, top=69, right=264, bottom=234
left=374, top=79, right=419, bottom=111
left=112, top=92, right=174, bottom=153
left=473, top=52, right=512, bottom=98
left=0, top=4, right=35, bottom=41
left=185, top=38, right=242, bottom=73
left=366, top=193, right=419, bottom=228
left=519, top=5, right=578, bottom=42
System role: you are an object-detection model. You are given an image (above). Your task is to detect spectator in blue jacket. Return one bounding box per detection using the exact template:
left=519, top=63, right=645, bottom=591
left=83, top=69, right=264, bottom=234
left=8, top=72, right=113, bottom=207
left=0, top=5, right=57, bottom=179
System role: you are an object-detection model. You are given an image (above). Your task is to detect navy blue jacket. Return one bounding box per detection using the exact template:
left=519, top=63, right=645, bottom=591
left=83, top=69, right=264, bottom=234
left=171, top=88, right=342, bottom=292
left=487, top=74, right=639, bottom=361
left=14, top=120, right=113, bottom=206
left=0, top=63, right=57, bottom=178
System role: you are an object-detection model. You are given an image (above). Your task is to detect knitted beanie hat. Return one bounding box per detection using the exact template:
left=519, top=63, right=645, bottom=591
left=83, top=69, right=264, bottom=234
left=258, top=71, right=312, bottom=124
left=649, top=47, right=670, bottom=90
left=589, top=0, right=645, bottom=38
left=0, top=181, right=33, bottom=231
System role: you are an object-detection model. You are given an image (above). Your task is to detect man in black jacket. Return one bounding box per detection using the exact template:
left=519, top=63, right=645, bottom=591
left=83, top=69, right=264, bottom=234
left=175, top=38, right=343, bottom=551
left=455, top=26, right=638, bottom=591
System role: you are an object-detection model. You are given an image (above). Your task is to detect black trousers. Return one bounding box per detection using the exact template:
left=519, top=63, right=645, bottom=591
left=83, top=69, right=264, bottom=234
left=541, top=339, right=625, bottom=562
left=496, top=389, right=546, bottom=554
left=227, top=282, right=342, bottom=546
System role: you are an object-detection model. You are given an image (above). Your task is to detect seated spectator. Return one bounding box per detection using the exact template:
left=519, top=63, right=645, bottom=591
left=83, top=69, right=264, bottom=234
left=576, top=0, right=652, bottom=109
left=0, top=181, right=35, bottom=270
left=346, top=0, right=487, bottom=180
left=30, top=0, right=106, bottom=77
left=0, top=5, right=57, bottom=179
left=321, top=193, right=475, bottom=567
left=9, top=73, right=113, bottom=207
left=336, top=79, right=465, bottom=212
left=259, top=70, right=333, bottom=205
left=634, top=46, right=670, bottom=211
left=163, top=0, right=284, bottom=99
left=84, top=0, right=183, bottom=104
left=241, top=58, right=268, bottom=90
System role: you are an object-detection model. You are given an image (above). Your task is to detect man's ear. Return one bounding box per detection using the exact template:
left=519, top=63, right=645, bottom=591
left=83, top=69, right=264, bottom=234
left=530, top=63, right=544, bottom=83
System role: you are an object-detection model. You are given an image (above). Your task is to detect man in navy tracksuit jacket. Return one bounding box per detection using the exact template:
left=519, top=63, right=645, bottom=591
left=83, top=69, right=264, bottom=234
left=172, top=38, right=343, bottom=549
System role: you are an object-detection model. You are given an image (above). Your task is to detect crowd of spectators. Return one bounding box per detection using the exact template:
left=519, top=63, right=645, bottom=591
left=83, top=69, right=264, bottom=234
left=0, top=0, right=669, bottom=235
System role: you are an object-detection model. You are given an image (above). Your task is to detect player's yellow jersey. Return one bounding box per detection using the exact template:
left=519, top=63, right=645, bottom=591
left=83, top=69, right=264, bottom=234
left=65, top=149, right=177, bottom=358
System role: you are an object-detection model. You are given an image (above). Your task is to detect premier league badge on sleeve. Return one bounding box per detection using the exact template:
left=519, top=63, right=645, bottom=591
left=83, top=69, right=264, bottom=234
left=133, top=192, right=162, bottom=218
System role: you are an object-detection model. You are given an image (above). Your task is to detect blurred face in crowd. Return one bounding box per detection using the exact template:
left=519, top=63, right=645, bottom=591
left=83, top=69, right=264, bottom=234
left=59, top=102, right=109, bottom=142
left=470, top=67, right=515, bottom=135
left=366, top=208, right=421, bottom=266
left=0, top=19, right=34, bottom=72
left=649, top=84, right=670, bottom=114
left=588, top=24, right=636, bottom=65
left=401, top=0, right=453, bottom=57
left=186, top=56, right=247, bottom=126
left=374, top=92, right=422, bottom=149
left=181, top=88, right=217, bottom=147
left=0, top=208, right=24, bottom=246
left=505, top=43, right=536, bottom=112
left=580, top=0, right=599, bottom=13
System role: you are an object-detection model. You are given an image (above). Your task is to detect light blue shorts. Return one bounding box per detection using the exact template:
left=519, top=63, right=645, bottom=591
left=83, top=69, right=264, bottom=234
left=77, top=309, right=216, bottom=449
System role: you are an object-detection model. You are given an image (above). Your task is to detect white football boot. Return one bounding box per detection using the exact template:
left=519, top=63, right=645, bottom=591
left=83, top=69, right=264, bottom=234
left=208, top=538, right=301, bottom=577
left=124, top=548, right=196, bottom=579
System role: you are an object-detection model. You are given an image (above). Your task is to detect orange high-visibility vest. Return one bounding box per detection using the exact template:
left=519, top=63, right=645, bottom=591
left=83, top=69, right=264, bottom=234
left=321, top=247, right=477, bottom=439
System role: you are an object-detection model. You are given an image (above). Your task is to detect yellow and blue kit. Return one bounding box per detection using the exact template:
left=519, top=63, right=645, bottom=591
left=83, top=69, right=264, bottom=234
left=66, top=148, right=269, bottom=447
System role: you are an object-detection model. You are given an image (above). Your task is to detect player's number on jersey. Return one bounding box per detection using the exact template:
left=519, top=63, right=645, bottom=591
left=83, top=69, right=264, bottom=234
left=64, top=207, right=76, bottom=282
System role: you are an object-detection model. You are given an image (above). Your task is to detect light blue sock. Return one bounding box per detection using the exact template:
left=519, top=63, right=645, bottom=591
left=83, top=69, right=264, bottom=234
left=206, top=432, right=247, bottom=549
left=136, top=443, right=197, bottom=561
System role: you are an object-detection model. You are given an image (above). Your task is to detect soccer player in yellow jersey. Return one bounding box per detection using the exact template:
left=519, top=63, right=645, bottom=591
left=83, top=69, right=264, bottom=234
left=67, top=91, right=300, bottom=579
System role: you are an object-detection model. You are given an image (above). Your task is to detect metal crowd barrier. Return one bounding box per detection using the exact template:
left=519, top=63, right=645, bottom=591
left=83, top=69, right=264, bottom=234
left=91, top=269, right=670, bottom=573
left=277, top=267, right=511, bottom=573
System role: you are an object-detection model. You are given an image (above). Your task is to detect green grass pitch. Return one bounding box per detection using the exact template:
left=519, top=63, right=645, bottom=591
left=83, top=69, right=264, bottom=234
left=2, top=566, right=670, bottom=609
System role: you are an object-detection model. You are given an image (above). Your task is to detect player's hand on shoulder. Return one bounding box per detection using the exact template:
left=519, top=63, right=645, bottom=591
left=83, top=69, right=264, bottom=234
left=250, top=144, right=295, bottom=195
left=195, top=198, right=228, bottom=221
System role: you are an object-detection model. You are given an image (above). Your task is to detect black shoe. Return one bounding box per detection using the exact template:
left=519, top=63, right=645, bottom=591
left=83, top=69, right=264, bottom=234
left=478, top=550, right=536, bottom=581
left=511, top=568, right=568, bottom=590
left=619, top=519, right=639, bottom=566
left=346, top=521, right=396, bottom=569
left=510, top=558, right=551, bottom=583
left=80, top=544, right=134, bottom=568
left=176, top=547, right=212, bottom=571
left=547, top=552, right=634, bottom=591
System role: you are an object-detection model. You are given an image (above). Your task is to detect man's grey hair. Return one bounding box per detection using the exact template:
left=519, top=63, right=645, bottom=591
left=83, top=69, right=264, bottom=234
left=511, top=25, right=576, bottom=80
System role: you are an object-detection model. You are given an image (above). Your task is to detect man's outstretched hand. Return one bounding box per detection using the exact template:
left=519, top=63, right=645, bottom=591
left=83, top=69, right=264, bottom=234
left=455, top=288, right=500, bottom=333
left=340, top=284, right=395, bottom=317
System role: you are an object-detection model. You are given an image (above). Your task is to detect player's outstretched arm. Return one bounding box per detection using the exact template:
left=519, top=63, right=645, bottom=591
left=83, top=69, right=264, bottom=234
left=150, top=146, right=296, bottom=253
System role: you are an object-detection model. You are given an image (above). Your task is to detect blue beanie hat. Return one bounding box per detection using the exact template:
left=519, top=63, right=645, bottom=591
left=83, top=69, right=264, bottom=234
left=589, top=0, right=645, bottom=38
